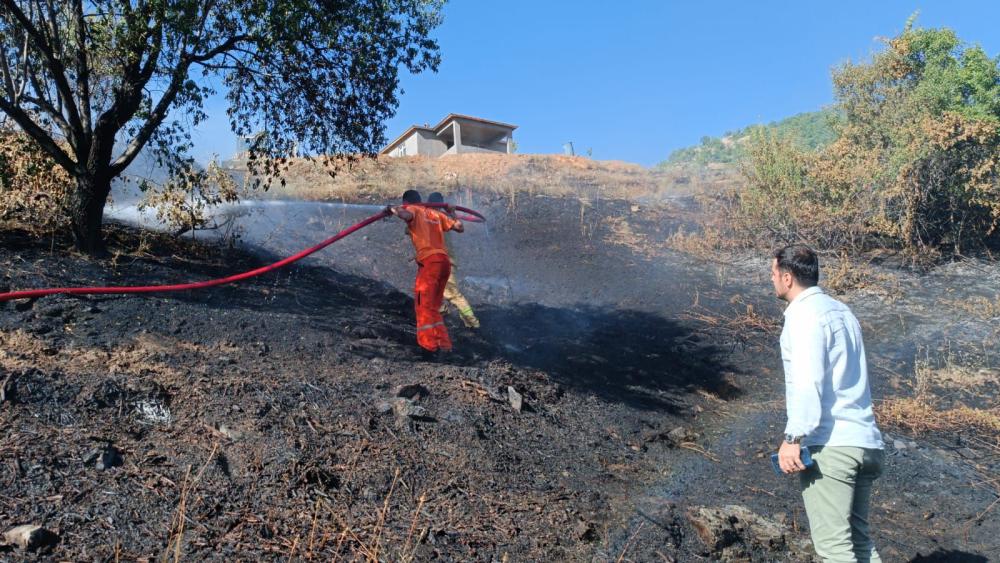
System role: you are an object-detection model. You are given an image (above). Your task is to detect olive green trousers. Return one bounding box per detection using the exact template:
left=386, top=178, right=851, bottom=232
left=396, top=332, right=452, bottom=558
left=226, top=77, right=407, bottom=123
left=800, top=446, right=884, bottom=563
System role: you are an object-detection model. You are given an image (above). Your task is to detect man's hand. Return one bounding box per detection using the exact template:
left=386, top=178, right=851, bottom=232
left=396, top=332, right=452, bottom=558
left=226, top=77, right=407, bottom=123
left=445, top=204, right=456, bottom=215
left=778, top=441, right=807, bottom=474
left=390, top=205, right=414, bottom=221
left=384, top=205, right=395, bottom=216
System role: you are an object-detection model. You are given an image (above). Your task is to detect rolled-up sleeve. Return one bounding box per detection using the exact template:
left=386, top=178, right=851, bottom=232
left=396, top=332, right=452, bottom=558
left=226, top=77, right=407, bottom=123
left=782, top=317, right=827, bottom=438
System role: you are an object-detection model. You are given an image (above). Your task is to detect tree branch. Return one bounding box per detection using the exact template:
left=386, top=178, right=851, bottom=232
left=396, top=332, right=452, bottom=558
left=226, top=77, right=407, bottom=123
left=0, top=94, right=77, bottom=173
left=110, top=65, right=188, bottom=175
left=20, top=94, right=72, bottom=138
left=109, top=31, right=249, bottom=175
left=73, top=0, right=92, bottom=136
left=0, top=48, right=16, bottom=101
left=23, top=59, right=71, bottom=132
left=89, top=10, right=161, bottom=169
left=0, top=20, right=32, bottom=104
left=188, top=34, right=250, bottom=63
left=0, top=0, right=83, bottom=136
left=15, top=30, right=31, bottom=100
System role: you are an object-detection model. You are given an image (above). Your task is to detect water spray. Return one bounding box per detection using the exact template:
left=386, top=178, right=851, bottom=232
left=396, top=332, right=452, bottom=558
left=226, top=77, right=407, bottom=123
left=0, top=203, right=484, bottom=302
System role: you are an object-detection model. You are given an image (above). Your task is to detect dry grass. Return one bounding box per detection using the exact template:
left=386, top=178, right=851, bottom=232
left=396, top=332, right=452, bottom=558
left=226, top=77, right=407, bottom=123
left=616, top=521, right=646, bottom=563
left=661, top=189, right=781, bottom=262
left=246, top=153, right=662, bottom=203
left=318, top=481, right=433, bottom=562
left=877, top=398, right=1000, bottom=446
left=604, top=215, right=662, bottom=259
left=666, top=223, right=904, bottom=303
left=681, top=294, right=781, bottom=337
left=822, top=253, right=899, bottom=299
left=650, top=162, right=743, bottom=198
left=665, top=225, right=733, bottom=257
left=0, top=329, right=214, bottom=380
left=878, top=352, right=999, bottom=450
left=908, top=345, right=999, bottom=398
left=165, top=443, right=220, bottom=562
left=938, top=294, right=1000, bottom=321
left=876, top=357, right=1000, bottom=520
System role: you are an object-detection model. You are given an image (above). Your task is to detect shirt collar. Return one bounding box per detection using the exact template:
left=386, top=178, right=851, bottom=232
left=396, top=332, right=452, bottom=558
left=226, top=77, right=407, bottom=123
left=783, top=286, right=823, bottom=316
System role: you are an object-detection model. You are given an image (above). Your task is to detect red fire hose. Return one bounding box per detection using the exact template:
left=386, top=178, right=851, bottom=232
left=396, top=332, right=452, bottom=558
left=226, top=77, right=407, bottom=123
left=0, top=202, right=484, bottom=302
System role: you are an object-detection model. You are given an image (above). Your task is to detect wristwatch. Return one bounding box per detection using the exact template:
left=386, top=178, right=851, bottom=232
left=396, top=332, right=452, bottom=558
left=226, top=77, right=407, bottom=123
left=783, top=433, right=805, bottom=445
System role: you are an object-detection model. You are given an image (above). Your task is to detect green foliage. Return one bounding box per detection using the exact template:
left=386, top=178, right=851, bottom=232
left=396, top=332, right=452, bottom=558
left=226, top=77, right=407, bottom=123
left=137, top=159, right=242, bottom=238
left=0, top=0, right=443, bottom=252
left=733, top=18, right=1000, bottom=256
left=770, top=111, right=841, bottom=151
left=734, top=129, right=871, bottom=251
left=660, top=109, right=840, bottom=167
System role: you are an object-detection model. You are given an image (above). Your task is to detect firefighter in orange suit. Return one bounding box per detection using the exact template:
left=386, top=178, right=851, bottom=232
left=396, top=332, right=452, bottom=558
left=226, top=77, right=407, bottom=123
left=387, top=190, right=464, bottom=356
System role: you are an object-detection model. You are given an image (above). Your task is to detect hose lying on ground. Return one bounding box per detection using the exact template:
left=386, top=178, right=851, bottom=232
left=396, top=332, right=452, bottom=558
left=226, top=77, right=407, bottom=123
left=0, top=202, right=484, bottom=302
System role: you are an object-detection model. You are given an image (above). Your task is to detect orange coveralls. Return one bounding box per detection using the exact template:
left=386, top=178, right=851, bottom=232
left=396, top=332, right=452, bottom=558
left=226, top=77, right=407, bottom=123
left=404, top=205, right=458, bottom=352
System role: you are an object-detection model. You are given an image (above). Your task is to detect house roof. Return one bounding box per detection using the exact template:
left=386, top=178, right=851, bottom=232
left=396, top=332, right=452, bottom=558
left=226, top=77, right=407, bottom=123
left=380, top=114, right=517, bottom=155
left=431, top=113, right=517, bottom=135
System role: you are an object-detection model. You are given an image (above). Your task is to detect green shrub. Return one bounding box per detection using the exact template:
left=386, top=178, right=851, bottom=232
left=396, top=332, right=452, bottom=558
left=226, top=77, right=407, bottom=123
left=731, top=19, right=1000, bottom=256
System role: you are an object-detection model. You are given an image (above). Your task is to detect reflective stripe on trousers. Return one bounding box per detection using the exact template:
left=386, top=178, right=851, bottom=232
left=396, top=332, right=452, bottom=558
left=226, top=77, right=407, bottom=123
left=441, top=268, right=478, bottom=323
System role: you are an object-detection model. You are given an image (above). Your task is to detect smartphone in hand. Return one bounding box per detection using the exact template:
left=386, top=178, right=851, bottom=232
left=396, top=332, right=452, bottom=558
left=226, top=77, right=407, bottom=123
left=770, top=447, right=814, bottom=475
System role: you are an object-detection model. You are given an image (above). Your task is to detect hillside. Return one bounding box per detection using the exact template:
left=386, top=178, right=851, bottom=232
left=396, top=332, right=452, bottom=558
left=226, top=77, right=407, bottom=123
left=660, top=109, right=840, bottom=167
left=224, top=153, right=743, bottom=205
left=2, top=188, right=997, bottom=561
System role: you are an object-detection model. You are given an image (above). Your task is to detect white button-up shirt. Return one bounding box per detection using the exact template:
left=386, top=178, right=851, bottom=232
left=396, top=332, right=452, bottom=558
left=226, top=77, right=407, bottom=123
left=781, top=286, right=884, bottom=449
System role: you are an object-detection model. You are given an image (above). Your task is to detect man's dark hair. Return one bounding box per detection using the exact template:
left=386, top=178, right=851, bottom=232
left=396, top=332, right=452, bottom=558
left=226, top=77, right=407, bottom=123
left=402, top=190, right=422, bottom=204
left=774, top=244, right=819, bottom=287
left=427, top=192, right=445, bottom=203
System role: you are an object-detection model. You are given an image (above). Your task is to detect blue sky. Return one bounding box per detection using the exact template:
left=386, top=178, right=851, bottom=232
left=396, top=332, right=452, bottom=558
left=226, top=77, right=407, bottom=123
left=191, top=1, right=1000, bottom=167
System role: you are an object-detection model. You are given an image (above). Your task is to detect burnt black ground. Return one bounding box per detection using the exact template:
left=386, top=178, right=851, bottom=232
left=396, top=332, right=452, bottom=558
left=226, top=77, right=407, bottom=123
left=1, top=193, right=998, bottom=562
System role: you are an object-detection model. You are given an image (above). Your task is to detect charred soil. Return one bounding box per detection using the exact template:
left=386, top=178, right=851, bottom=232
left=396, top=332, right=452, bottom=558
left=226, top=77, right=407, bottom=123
left=1, top=192, right=998, bottom=562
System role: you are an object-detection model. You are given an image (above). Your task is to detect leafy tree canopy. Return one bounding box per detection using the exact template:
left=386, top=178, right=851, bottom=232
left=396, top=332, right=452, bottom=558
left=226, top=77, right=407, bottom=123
left=0, top=0, right=443, bottom=253
left=823, top=16, right=1000, bottom=251
left=735, top=16, right=1000, bottom=255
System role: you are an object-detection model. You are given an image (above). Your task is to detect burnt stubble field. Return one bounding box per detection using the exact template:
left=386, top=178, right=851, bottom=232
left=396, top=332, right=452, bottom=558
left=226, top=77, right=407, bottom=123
left=1, top=190, right=998, bottom=561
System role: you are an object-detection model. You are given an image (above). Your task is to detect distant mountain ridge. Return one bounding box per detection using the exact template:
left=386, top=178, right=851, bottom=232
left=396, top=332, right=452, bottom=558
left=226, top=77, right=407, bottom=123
left=660, top=109, right=839, bottom=167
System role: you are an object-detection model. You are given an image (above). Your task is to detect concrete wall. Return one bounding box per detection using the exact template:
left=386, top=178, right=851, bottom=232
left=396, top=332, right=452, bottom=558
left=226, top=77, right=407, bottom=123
left=386, top=135, right=415, bottom=157
left=450, top=118, right=513, bottom=155
left=461, top=140, right=508, bottom=153
left=387, top=130, right=446, bottom=157
left=444, top=142, right=508, bottom=156
left=454, top=143, right=507, bottom=154
left=416, top=130, right=447, bottom=157
left=387, top=123, right=513, bottom=157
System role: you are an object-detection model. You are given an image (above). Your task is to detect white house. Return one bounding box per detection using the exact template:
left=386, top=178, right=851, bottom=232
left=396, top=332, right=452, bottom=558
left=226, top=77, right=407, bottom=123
left=380, top=114, right=517, bottom=157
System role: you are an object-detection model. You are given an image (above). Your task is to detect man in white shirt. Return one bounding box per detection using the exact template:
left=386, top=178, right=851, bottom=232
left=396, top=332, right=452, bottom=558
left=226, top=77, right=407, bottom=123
left=771, top=244, right=885, bottom=563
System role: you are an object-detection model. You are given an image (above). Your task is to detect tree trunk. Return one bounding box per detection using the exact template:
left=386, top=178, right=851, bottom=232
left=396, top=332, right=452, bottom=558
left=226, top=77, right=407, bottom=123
left=70, top=173, right=111, bottom=256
